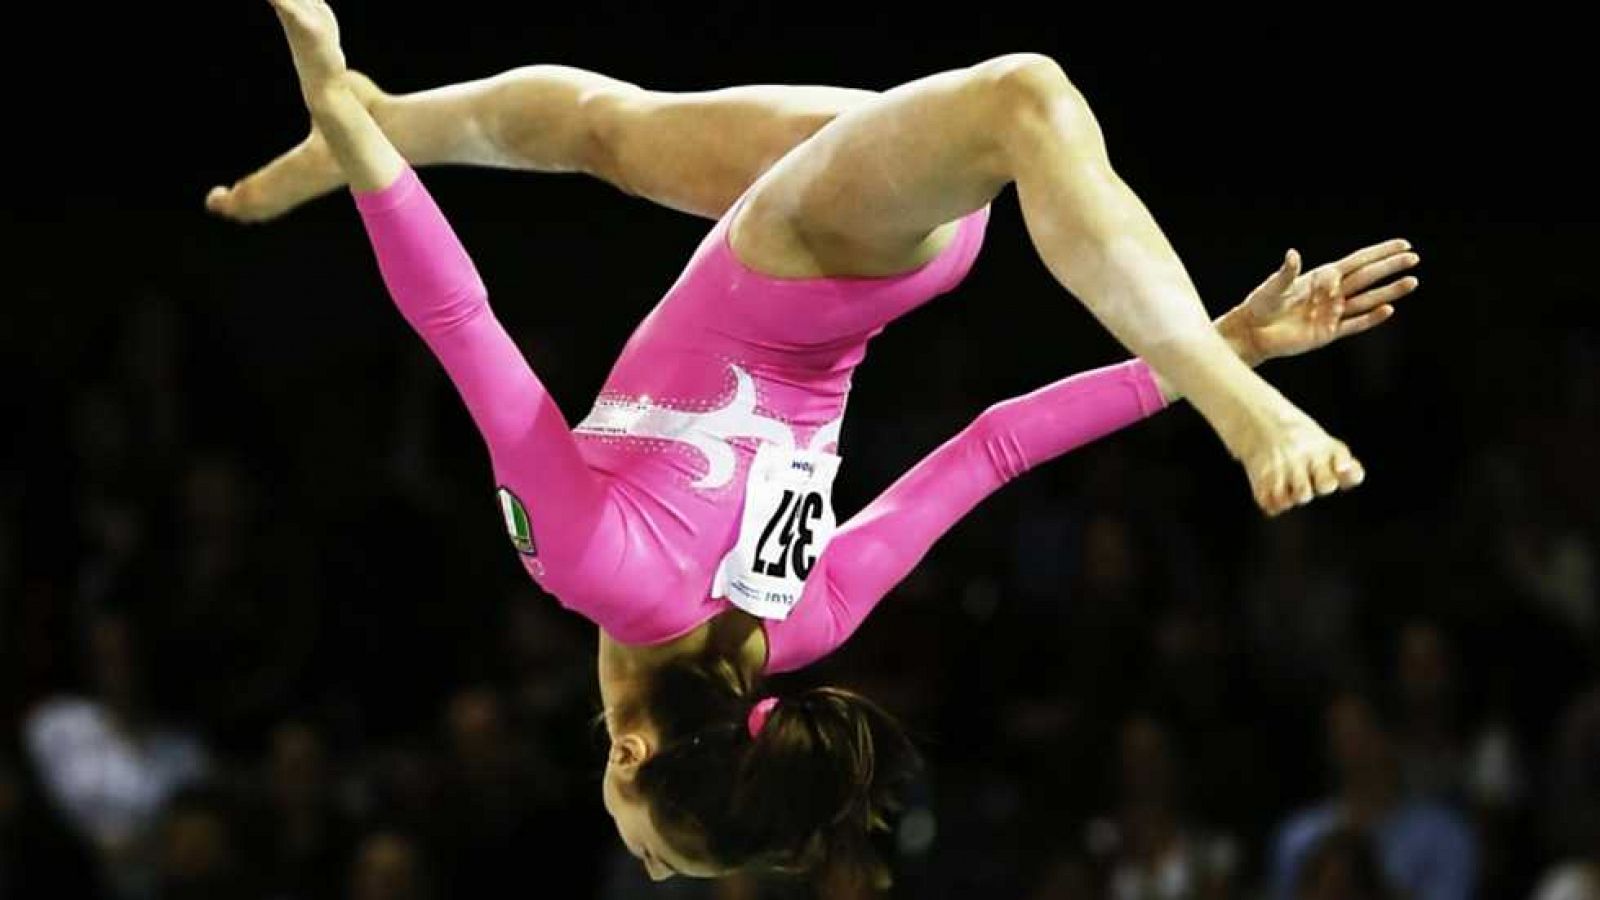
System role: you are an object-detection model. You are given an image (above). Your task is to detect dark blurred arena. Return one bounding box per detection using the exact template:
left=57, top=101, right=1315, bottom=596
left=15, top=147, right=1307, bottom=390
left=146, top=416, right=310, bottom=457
left=2, top=5, right=1594, bottom=898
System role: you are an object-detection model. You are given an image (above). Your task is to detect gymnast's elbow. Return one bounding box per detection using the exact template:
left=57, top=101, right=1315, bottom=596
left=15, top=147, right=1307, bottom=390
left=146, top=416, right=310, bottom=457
left=404, top=281, right=493, bottom=336
left=964, top=403, right=1030, bottom=485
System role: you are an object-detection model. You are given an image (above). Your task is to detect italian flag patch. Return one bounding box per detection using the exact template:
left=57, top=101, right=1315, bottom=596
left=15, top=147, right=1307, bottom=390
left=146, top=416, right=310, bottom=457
left=497, top=487, right=537, bottom=556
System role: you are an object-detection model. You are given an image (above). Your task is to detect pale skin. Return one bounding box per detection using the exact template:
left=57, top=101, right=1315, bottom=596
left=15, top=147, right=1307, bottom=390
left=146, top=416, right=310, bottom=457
left=211, top=54, right=1383, bottom=516
left=251, top=0, right=1418, bottom=881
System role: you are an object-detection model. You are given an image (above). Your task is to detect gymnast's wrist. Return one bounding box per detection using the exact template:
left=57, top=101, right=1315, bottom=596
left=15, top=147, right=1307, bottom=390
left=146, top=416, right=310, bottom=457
left=1216, top=307, right=1266, bottom=369
left=302, top=80, right=359, bottom=119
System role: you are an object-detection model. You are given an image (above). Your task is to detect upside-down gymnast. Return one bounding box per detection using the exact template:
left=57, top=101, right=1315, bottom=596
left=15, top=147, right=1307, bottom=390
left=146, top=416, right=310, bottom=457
left=223, top=0, right=1419, bottom=883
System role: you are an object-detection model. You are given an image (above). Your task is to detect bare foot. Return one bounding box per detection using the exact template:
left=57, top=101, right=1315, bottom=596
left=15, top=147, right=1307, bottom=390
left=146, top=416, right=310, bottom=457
left=209, top=2, right=385, bottom=223
left=1231, top=409, right=1365, bottom=516
left=207, top=132, right=335, bottom=223
left=206, top=71, right=386, bottom=223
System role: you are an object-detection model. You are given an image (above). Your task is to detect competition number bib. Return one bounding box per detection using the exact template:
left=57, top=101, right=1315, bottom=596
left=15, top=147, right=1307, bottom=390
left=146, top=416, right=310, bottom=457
left=712, top=442, right=841, bottom=620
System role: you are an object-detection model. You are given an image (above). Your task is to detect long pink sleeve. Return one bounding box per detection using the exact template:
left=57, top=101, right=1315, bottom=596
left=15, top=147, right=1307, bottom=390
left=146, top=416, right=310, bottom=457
left=763, top=359, right=1167, bottom=673
left=353, top=169, right=607, bottom=584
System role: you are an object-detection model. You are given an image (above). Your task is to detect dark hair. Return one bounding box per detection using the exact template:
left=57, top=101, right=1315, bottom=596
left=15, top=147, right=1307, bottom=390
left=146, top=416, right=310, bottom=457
left=630, top=655, right=919, bottom=886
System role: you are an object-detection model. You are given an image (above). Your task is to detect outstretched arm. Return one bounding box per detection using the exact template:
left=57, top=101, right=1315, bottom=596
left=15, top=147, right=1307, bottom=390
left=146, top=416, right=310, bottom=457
left=209, top=64, right=876, bottom=223
left=267, top=0, right=609, bottom=584
left=762, top=241, right=1420, bottom=673
left=763, top=360, right=1164, bottom=673
left=268, top=0, right=400, bottom=193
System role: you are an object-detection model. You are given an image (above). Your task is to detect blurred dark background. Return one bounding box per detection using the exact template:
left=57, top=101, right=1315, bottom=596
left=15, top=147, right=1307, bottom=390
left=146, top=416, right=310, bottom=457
left=3, top=4, right=1596, bottom=898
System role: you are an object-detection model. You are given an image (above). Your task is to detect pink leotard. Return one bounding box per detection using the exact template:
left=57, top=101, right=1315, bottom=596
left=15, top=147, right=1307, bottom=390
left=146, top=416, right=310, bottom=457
left=353, top=168, right=1167, bottom=674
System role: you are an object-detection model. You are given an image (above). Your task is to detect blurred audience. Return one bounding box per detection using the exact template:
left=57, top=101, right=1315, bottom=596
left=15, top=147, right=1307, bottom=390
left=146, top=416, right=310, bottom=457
left=429, top=686, right=550, bottom=895
left=22, top=611, right=210, bottom=899
left=1080, top=714, right=1240, bottom=900
left=1533, top=686, right=1600, bottom=900
left=154, top=788, right=252, bottom=900
left=349, top=832, right=431, bottom=900
left=1393, top=619, right=1526, bottom=811
left=244, top=720, right=357, bottom=900
left=1294, top=828, right=1397, bottom=900
left=1, top=254, right=1591, bottom=899
left=1270, top=689, right=1477, bottom=900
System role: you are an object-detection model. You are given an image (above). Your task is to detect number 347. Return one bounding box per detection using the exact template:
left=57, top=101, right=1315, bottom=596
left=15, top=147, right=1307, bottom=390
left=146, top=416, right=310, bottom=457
left=753, top=489, right=822, bottom=581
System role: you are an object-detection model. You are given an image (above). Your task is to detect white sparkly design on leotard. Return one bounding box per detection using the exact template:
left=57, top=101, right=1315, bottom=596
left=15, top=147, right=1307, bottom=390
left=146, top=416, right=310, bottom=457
left=574, top=364, right=842, bottom=491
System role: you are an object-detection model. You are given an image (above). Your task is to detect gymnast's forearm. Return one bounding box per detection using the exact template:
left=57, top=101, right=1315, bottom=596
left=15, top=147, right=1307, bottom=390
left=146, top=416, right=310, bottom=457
left=327, top=75, right=537, bottom=446
left=306, top=81, right=406, bottom=194
left=763, top=360, right=1165, bottom=673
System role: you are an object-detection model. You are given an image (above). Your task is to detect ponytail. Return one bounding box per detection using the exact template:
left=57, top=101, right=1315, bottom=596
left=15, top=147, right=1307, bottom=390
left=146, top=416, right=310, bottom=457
left=634, top=658, right=919, bottom=885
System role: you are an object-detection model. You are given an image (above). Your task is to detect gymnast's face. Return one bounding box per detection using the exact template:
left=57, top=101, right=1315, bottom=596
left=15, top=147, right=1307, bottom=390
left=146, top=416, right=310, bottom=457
left=602, top=736, right=722, bottom=881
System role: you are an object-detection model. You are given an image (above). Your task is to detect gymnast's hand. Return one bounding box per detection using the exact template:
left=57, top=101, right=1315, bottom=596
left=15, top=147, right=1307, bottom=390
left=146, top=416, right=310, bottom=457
left=1220, top=240, right=1420, bottom=366
left=268, top=0, right=347, bottom=99
left=207, top=1, right=383, bottom=221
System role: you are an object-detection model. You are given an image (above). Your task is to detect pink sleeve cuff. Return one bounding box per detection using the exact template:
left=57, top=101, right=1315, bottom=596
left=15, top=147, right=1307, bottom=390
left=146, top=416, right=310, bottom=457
left=1123, top=359, right=1169, bottom=415
left=352, top=166, right=422, bottom=215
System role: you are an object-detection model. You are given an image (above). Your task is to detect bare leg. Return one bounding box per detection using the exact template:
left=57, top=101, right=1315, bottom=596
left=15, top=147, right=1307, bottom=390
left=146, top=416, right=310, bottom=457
left=731, top=54, right=1363, bottom=516
left=207, top=66, right=876, bottom=222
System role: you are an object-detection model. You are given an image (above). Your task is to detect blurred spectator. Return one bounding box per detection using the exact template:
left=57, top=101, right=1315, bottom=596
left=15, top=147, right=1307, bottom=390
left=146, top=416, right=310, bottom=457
left=1393, top=620, right=1462, bottom=800
left=148, top=451, right=319, bottom=745
left=1392, top=619, right=1529, bottom=895
left=1077, top=714, right=1239, bottom=900
left=1534, top=686, right=1600, bottom=900
left=1143, top=590, right=1274, bottom=832
left=22, top=611, right=210, bottom=899
left=244, top=720, right=357, bottom=900
left=350, top=832, right=431, bottom=900
left=1393, top=620, right=1525, bottom=809
left=1532, top=867, right=1600, bottom=900
left=1055, top=509, right=1153, bottom=720
left=69, top=386, right=152, bottom=613
left=1482, top=446, right=1599, bottom=645
left=155, top=788, right=255, bottom=900
left=501, top=597, right=594, bottom=733
left=1241, top=516, right=1359, bottom=706
left=0, top=746, right=102, bottom=898
left=361, top=741, right=443, bottom=839
left=429, top=687, right=554, bottom=895
left=1294, top=828, right=1397, bottom=900
left=1269, top=689, right=1477, bottom=900
left=1030, top=854, right=1096, bottom=900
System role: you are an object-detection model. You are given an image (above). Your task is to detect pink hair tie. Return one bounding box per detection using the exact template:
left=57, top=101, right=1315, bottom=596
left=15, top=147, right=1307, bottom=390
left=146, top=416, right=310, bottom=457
left=747, top=697, right=780, bottom=738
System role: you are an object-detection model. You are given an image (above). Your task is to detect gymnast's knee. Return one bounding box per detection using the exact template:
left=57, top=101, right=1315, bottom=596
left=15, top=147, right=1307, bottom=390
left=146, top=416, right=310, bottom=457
left=574, top=84, right=647, bottom=188
left=972, top=54, right=1097, bottom=151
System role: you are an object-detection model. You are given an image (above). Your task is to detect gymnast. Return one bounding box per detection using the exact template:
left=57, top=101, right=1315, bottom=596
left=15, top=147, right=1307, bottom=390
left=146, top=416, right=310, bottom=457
left=222, top=0, right=1419, bottom=882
